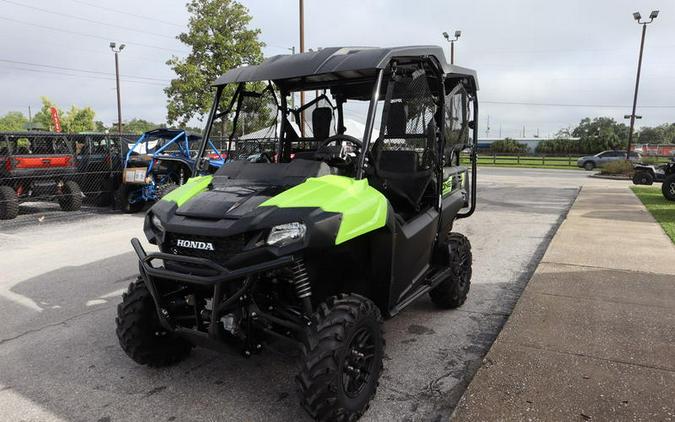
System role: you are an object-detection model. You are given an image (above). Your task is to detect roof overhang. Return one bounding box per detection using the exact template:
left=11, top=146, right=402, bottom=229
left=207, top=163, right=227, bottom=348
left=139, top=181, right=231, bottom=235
left=213, top=45, right=478, bottom=90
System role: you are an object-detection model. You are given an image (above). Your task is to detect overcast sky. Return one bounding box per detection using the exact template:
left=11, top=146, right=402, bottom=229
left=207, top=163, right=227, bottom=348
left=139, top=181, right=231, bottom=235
left=1, top=0, right=674, bottom=137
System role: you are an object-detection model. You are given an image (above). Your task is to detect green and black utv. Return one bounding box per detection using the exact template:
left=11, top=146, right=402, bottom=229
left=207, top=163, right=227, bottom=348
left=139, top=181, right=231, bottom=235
left=116, top=46, right=478, bottom=421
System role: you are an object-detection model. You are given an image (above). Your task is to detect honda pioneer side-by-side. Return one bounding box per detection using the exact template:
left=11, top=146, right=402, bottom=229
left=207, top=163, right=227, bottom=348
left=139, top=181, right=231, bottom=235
left=116, top=46, right=479, bottom=421
left=0, top=132, right=82, bottom=220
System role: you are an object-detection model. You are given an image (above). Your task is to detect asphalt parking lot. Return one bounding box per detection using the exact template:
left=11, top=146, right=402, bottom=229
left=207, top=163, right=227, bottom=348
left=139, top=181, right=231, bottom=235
left=0, top=168, right=583, bottom=422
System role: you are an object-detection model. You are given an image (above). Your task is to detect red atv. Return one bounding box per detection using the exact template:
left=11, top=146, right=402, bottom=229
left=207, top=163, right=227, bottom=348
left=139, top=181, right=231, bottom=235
left=0, top=133, right=83, bottom=220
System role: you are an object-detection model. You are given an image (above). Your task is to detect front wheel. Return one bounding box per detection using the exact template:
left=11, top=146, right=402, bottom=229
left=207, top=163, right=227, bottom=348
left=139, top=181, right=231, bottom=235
left=429, top=232, right=472, bottom=309
left=584, top=161, right=595, bottom=171
left=115, top=185, right=144, bottom=213
left=633, top=172, right=654, bottom=185
left=58, top=180, right=83, bottom=211
left=0, top=186, right=19, bottom=220
left=662, top=174, right=675, bottom=201
left=296, top=294, right=384, bottom=422
left=115, top=278, right=192, bottom=367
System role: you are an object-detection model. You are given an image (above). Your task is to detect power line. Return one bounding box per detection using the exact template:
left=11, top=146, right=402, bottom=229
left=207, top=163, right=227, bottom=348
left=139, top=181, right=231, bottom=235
left=0, top=59, right=170, bottom=82
left=481, top=100, right=675, bottom=109
left=64, top=0, right=185, bottom=28
left=0, top=65, right=168, bottom=87
left=0, top=16, right=189, bottom=54
left=0, top=0, right=177, bottom=40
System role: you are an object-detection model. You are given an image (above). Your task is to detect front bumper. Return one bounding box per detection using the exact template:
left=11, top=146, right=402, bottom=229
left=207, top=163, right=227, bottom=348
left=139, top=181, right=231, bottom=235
left=131, top=238, right=294, bottom=343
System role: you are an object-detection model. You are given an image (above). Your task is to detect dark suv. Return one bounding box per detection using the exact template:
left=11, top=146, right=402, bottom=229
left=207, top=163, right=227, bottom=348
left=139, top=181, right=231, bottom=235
left=0, top=132, right=83, bottom=219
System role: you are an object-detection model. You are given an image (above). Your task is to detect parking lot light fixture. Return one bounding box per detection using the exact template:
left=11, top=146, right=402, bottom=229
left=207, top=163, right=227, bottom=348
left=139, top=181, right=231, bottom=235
left=442, top=30, right=462, bottom=64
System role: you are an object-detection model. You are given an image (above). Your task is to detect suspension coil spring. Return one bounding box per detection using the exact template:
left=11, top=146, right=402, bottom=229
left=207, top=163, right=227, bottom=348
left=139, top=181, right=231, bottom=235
left=291, top=257, right=312, bottom=299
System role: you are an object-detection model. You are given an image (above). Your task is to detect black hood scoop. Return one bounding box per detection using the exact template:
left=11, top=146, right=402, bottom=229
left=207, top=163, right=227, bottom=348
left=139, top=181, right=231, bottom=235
left=175, top=184, right=275, bottom=220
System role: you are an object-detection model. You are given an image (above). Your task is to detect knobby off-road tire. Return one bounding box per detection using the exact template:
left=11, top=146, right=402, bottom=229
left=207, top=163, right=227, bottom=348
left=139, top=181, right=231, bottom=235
left=116, top=278, right=192, bottom=367
left=296, top=294, right=385, bottom=422
left=0, top=186, right=19, bottom=220
left=58, top=180, right=83, bottom=211
left=633, top=172, right=654, bottom=185
left=429, top=232, right=472, bottom=309
left=662, top=174, right=675, bottom=201
left=115, top=185, right=144, bottom=213
left=156, top=182, right=178, bottom=199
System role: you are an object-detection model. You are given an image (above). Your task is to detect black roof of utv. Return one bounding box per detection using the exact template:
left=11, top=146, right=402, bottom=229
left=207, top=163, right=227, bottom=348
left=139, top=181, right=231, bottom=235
left=214, top=46, right=478, bottom=90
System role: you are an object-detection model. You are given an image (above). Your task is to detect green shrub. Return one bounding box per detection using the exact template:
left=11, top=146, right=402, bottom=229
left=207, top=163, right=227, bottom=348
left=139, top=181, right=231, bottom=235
left=490, top=138, right=527, bottom=154
left=599, top=160, right=634, bottom=176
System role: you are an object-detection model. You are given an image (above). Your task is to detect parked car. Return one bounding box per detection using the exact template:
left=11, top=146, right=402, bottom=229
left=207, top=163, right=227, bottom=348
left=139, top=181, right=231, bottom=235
left=0, top=132, right=82, bottom=219
left=576, top=150, right=640, bottom=170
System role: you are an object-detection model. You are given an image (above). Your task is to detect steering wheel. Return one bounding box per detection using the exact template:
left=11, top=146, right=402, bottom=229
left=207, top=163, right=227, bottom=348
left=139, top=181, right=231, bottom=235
left=315, top=135, right=363, bottom=167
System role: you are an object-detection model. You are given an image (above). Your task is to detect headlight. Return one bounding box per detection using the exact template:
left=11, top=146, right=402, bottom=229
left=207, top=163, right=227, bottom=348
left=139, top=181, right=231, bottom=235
left=267, top=222, right=306, bottom=246
left=151, top=214, right=164, bottom=232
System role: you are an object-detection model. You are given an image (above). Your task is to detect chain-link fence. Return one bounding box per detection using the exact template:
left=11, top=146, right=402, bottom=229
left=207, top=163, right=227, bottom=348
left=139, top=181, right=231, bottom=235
left=0, top=131, right=297, bottom=221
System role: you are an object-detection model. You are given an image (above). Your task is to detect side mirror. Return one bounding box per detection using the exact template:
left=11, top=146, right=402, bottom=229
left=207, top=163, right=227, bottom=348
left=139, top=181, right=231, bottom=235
left=468, top=120, right=476, bottom=130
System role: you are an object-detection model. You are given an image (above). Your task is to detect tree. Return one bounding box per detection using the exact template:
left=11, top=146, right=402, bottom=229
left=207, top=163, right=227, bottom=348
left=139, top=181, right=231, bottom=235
left=124, top=118, right=163, bottom=134
left=0, top=111, right=28, bottom=131
left=32, top=97, right=96, bottom=132
left=571, top=117, right=629, bottom=153
left=165, top=0, right=265, bottom=126
left=61, top=105, right=96, bottom=132
left=490, top=138, right=528, bottom=154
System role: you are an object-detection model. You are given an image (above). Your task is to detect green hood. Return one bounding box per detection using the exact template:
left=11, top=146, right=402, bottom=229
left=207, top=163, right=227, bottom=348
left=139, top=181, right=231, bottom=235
left=161, top=175, right=213, bottom=206
left=260, top=175, right=388, bottom=244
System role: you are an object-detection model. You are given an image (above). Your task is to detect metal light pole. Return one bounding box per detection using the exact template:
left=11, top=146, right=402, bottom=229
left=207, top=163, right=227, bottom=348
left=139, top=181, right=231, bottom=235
left=110, top=42, right=125, bottom=134
left=626, top=10, right=659, bottom=159
left=442, top=30, right=462, bottom=64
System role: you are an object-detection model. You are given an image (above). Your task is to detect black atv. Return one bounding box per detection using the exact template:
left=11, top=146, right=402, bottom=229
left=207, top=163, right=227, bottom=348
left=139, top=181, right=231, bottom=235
left=634, top=159, right=675, bottom=201
left=116, top=46, right=479, bottom=421
left=660, top=160, right=675, bottom=201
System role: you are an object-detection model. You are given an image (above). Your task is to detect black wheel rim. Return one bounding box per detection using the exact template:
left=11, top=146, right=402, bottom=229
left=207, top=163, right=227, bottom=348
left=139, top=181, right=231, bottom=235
left=341, top=326, right=376, bottom=398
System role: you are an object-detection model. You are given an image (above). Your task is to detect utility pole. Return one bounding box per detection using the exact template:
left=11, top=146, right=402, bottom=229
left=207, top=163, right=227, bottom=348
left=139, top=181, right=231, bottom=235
left=28, top=105, right=32, bottom=131
left=110, top=42, right=125, bottom=134
left=486, top=115, right=490, bottom=137
left=299, top=0, right=305, bottom=137
left=442, top=30, right=462, bottom=64
left=626, top=10, right=659, bottom=160
left=288, top=46, right=296, bottom=109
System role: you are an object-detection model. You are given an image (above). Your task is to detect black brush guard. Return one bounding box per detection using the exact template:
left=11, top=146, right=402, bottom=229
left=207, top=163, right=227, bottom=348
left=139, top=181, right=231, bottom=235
left=131, top=238, right=299, bottom=353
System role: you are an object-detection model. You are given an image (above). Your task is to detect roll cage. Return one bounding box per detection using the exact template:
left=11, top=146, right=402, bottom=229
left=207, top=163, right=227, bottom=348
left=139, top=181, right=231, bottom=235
left=195, top=46, right=478, bottom=218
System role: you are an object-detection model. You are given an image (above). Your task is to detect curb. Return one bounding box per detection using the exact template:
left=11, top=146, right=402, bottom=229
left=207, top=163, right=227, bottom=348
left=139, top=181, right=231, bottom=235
left=588, top=173, right=630, bottom=180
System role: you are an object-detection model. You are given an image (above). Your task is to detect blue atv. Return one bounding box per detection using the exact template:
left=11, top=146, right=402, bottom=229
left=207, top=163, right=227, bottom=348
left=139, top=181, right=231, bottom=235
left=115, top=128, right=224, bottom=213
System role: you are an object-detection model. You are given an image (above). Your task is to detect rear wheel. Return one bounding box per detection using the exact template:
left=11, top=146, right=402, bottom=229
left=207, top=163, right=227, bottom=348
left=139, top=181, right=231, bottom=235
left=584, top=161, right=595, bottom=171
left=633, top=172, right=654, bottom=185
left=115, top=277, right=192, bottom=367
left=115, top=185, right=144, bottom=213
left=297, top=294, right=384, bottom=422
left=58, top=180, right=82, bottom=211
left=429, top=232, right=472, bottom=309
left=662, top=174, right=675, bottom=201
left=0, top=186, right=19, bottom=220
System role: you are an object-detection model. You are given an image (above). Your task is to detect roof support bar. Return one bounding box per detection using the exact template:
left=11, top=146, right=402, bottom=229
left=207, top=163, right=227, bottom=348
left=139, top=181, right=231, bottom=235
left=355, top=68, right=385, bottom=180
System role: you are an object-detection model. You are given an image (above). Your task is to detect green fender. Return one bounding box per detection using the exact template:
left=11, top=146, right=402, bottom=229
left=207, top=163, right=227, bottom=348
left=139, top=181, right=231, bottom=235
left=161, top=175, right=213, bottom=206
left=260, top=175, right=388, bottom=245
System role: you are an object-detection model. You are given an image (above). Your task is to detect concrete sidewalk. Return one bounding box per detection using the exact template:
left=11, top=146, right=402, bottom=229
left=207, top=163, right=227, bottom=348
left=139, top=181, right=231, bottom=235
left=453, top=186, right=675, bottom=421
